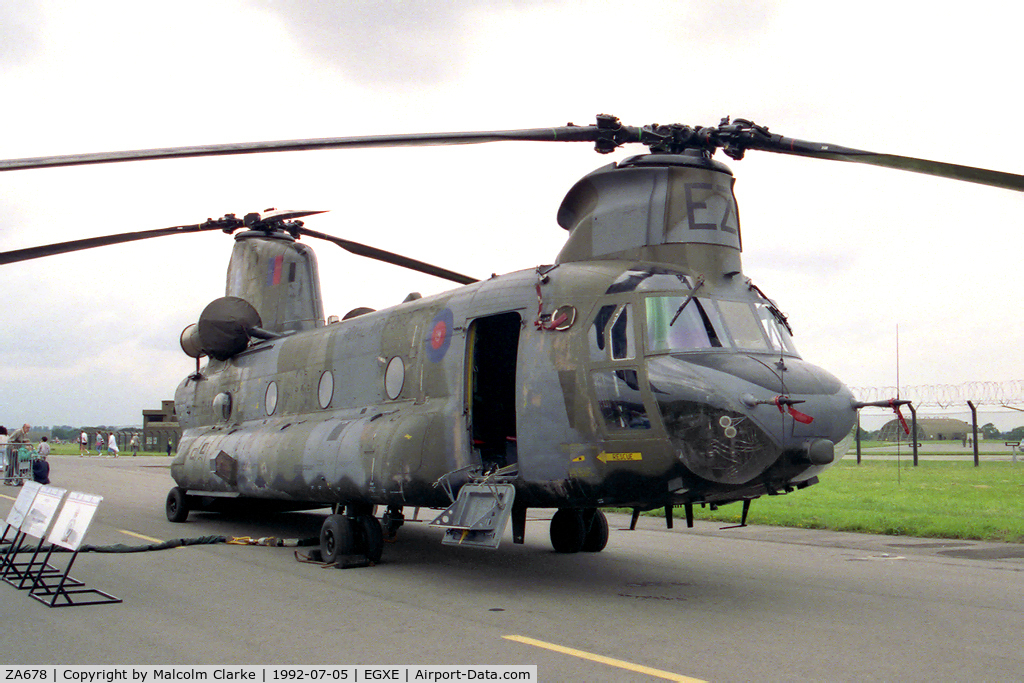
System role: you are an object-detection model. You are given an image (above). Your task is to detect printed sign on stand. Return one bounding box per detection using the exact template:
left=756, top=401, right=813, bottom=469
left=4, top=480, right=42, bottom=529
left=48, top=493, right=103, bottom=551
left=27, top=490, right=121, bottom=607
left=3, top=486, right=66, bottom=586
left=21, top=486, right=67, bottom=539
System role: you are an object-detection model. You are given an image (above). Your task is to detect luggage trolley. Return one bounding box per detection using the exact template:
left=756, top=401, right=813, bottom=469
left=3, top=444, right=35, bottom=486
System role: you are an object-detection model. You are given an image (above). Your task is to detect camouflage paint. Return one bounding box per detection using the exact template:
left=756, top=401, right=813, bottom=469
left=171, top=153, right=857, bottom=517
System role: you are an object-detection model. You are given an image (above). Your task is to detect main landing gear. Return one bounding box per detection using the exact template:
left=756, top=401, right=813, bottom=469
left=549, top=508, right=609, bottom=553
left=319, top=504, right=385, bottom=566
left=166, top=487, right=190, bottom=523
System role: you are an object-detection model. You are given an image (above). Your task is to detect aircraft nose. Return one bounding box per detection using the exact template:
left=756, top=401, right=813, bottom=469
left=656, top=396, right=783, bottom=485
left=648, top=354, right=854, bottom=485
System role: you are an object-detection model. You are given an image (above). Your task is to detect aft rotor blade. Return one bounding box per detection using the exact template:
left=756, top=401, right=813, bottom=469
left=0, top=222, right=228, bottom=265
left=744, top=135, right=1024, bottom=192
left=0, top=126, right=602, bottom=172
left=298, top=227, right=479, bottom=285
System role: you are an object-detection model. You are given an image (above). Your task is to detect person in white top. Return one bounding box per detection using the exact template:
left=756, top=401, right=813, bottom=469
left=108, top=432, right=119, bottom=457
left=0, top=426, right=8, bottom=481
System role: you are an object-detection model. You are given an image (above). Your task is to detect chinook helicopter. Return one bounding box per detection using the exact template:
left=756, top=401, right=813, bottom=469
left=3, top=115, right=1023, bottom=566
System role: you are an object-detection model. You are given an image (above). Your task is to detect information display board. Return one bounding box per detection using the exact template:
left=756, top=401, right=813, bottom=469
left=47, top=492, right=103, bottom=551
left=20, top=486, right=67, bottom=539
left=4, top=480, right=41, bottom=529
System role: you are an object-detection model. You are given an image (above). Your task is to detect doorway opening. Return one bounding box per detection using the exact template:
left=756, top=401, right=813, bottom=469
left=468, top=312, right=521, bottom=469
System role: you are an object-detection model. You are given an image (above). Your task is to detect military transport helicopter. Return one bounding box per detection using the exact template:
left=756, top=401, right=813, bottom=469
left=3, top=115, right=1023, bottom=566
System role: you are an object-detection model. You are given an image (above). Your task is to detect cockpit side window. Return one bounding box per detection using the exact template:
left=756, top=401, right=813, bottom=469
left=591, top=303, right=635, bottom=361
left=609, top=304, right=635, bottom=360
left=590, top=304, right=616, bottom=361
left=592, top=368, right=650, bottom=430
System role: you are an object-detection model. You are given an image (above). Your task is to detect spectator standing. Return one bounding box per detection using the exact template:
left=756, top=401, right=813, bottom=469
left=34, top=437, right=51, bottom=484
left=7, top=423, right=30, bottom=486
left=0, top=426, right=8, bottom=483
left=11, top=423, right=31, bottom=444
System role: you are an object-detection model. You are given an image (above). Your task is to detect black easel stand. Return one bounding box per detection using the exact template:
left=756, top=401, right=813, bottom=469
left=0, top=524, right=19, bottom=572
left=27, top=545, right=121, bottom=607
left=0, top=522, right=16, bottom=547
left=1, top=531, right=62, bottom=587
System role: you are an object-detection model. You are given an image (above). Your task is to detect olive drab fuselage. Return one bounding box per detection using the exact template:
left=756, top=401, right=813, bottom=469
left=4, top=116, right=1018, bottom=556
left=170, top=153, right=858, bottom=516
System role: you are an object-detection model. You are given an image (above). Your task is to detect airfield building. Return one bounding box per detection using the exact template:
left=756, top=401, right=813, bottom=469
left=142, top=399, right=182, bottom=453
left=878, top=417, right=973, bottom=442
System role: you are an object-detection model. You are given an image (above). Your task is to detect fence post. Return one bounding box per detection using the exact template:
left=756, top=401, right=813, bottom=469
left=908, top=403, right=919, bottom=466
left=967, top=400, right=980, bottom=467
left=856, top=412, right=862, bottom=464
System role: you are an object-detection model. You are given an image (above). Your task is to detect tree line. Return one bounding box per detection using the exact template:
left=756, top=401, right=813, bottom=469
left=46, top=425, right=132, bottom=441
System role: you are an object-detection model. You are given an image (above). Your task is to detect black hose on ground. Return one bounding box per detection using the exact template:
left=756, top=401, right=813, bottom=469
left=1, top=535, right=319, bottom=554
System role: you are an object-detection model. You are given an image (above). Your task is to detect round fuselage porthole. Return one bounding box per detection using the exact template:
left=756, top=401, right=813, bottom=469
left=318, top=370, right=334, bottom=409
left=265, top=381, right=278, bottom=415
left=384, top=357, right=405, bottom=400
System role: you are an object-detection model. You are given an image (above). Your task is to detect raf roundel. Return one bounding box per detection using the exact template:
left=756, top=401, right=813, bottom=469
left=425, top=308, right=454, bottom=363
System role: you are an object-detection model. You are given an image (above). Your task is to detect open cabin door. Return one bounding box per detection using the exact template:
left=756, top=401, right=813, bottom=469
left=466, top=312, right=521, bottom=470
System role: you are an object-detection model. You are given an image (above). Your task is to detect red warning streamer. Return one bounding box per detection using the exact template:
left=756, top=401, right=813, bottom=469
left=889, top=399, right=911, bottom=434
left=773, top=396, right=814, bottom=424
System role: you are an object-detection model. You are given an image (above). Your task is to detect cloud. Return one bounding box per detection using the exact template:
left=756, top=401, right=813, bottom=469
left=254, top=0, right=554, bottom=86
left=680, top=0, right=778, bottom=38
left=0, top=3, right=44, bottom=67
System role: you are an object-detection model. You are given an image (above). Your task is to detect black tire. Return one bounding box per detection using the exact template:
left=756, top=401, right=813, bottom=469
left=320, top=514, right=354, bottom=564
left=166, top=487, right=190, bottom=523
left=581, top=509, right=609, bottom=552
left=356, top=514, right=385, bottom=564
left=550, top=508, right=586, bottom=553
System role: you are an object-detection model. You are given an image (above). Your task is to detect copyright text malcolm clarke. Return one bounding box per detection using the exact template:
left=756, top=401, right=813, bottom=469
left=3, top=667, right=536, bottom=683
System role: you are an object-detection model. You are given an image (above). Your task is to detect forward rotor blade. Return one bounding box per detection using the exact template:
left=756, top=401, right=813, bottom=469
left=298, top=227, right=479, bottom=285
left=0, top=222, right=226, bottom=265
left=7, top=114, right=1021, bottom=193
left=744, top=135, right=1024, bottom=192
left=0, top=126, right=601, bottom=172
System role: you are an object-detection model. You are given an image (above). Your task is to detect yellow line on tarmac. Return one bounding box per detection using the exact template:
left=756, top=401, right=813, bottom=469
left=119, top=529, right=164, bottom=543
left=502, top=635, right=706, bottom=682
left=0, top=493, right=16, bottom=502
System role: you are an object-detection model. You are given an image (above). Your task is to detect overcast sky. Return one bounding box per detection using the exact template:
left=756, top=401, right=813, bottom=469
left=2, top=0, right=1022, bottom=431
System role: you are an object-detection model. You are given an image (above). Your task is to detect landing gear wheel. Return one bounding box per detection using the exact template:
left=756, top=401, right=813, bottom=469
left=550, top=508, right=586, bottom=553
left=356, top=514, right=384, bottom=564
left=581, top=509, right=609, bottom=552
left=320, top=514, right=354, bottom=564
left=166, top=487, right=190, bottom=523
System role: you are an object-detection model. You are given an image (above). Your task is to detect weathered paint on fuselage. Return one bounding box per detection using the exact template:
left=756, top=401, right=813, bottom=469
left=171, top=258, right=856, bottom=513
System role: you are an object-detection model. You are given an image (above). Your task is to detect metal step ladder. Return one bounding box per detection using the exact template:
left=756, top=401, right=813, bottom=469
left=430, top=465, right=517, bottom=549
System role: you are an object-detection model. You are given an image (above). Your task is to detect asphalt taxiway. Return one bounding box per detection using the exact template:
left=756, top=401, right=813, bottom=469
left=1, top=456, right=1021, bottom=681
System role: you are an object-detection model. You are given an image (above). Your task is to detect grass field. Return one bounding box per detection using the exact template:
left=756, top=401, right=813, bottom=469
left=49, top=443, right=166, bottom=457
left=687, top=460, right=1024, bottom=543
